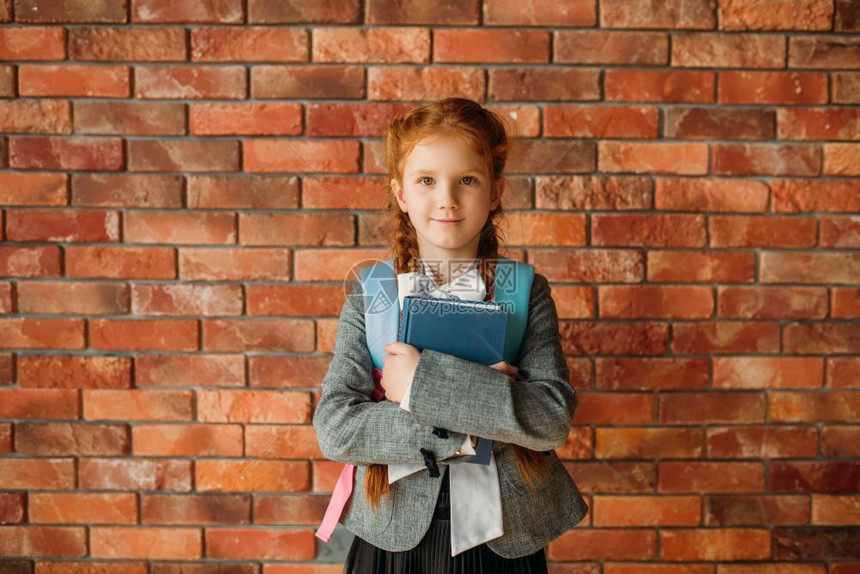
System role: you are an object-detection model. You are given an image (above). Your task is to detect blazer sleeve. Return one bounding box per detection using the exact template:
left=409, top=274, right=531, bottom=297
left=406, top=273, right=576, bottom=452
left=312, top=280, right=467, bottom=466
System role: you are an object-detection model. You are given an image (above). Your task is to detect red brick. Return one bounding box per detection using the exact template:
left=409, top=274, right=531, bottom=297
left=30, top=492, right=136, bottom=524
left=823, top=425, right=860, bottom=456
left=189, top=102, right=301, bottom=136
left=655, top=178, right=768, bottom=212
left=507, top=140, right=595, bottom=173
left=75, top=101, right=185, bottom=136
left=10, top=136, right=123, bottom=171
left=533, top=251, right=644, bottom=288
left=484, top=0, right=594, bottom=25
left=434, top=29, right=549, bottom=63
left=719, top=71, right=828, bottom=104
left=246, top=425, right=322, bottom=459
left=15, top=0, right=127, bottom=23
left=606, top=70, right=714, bottom=103
left=199, top=389, right=311, bottom=423
left=836, top=0, right=860, bottom=32
left=719, top=0, right=834, bottom=30
left=131, top=0, right=242, bottom=23
left=594, top=427, right=703, bottom=459
left=717, top=286, right=827, bottom=318
left=673, top=32, right=785, bottom=68
left=499, top=213, right=586, bottom=246
left=594, top=495, right=700, bottom=526
left=179, top=247, right=291, bottom=281
left=0, top=423, right=11, bottom=452
left=79, top=458, right=191, bottom=491
left=489, top=68, right=600, bottom=101
left=0, top=65, right=13, bottom=97
left=770, top=392, right=860, bottom=423
left=131, top=283, right=241, bottom=316
left=660, top=529, right=771, bottom=561
left=367, top=66, right=483, bottom=101
left=572, top=392, right=654, bottom=424
left=202, top=319, right=315, bottom=352
left=554, top=30, right=667, bottom=65
left=0, top=388, right=79, bottom=418
left=195, top=459, right=310, bottom=492
left=136, top=354, right=245, bottom=388
left=0, top=319, right=85, bottom=350
left=301, top=177, right=387, bottom=210
left=772, top=179, right=860, bottom=212
left=601, top=0, right=715, bottom=29
left=811, top=494, right=860, bottom=525
left=672, top=321, right=781, bottom=353
left=18, top=355, right=131, bottom=389
left=0, top=492, right=25, bottom=523
left=254, top=494, right=329, bottom=525
left=777, top=107, right=860, bottom=141
left=133, top=424, right=243, bottom=456
left=89, top=320, right=198, bottom=351
left=128, top=140, right=239, bottom=172
left=66, top=245, right=176, bottom=279
left=548, top=529, right=655, bottom=561
left=191, top=27, right=307, bottom=62
left=599, top=141, right=708, bottom=175
left=714, top=143, right=821, bottom=177
left=0, top=245, right=62, bottom=278
left=247, top=285, right=344, bottom=317
left=243, top=139, right=360, bottom=174
left=0, top=525, right=87, bottom=557
left=141, top=493, right=250, bottom=525
left=596, top=357, right=709, bottom=391
left=314, top=27, right=429, bottom=63
left=124, top=211, right=236, bottom=245
left=600, top=285, right=713, bottom=318
left=535, top=175, right=650, bottom=210
left=188, top=176, right=299, bottom=209
left=664, top=107, right=774, bottom=140
left=72, top=174, right=183, bottom=207
left=832, top=288, right=860, bottom=318
left=708, top=425, right=817, bottom=458
left=18, top=281, right=129, bottom=314
left=0, top=458, right=75, bottom=489
left=83, top=389, right=194, bottom=421
left=545, top=105, right=658, bottom=139
left=206, top=528, right=314, bottom=560
left=367, top=0, right=480, bottom=24
left=240, top=213, right=353, bottom=246
left=762, top=252, right=860, bottom=284
left=91, top=526, right=201, bottom=559
left=822, top=216, right=860, bottom=249
left=0, top=27, right=65, bottom=60
left=833, top=72, right=860, bottom=103
left=306, top=103, right=414, bottom=136
left=19, top=64, right=129, bottom=97
left=705, top=494, right=810, bottom=527
left=661, top=392, right=766, bottom=423
left=0, top=173, right=67, bottom=205
left=247, top=0, right=361, bottom=24
left=659, top=461, right=765, bottom=492
left=6, top=208, right=119, bottom=242
left=249, top=355, right=331, bottom=389
left=824, top=143, right=860, bottom=175
left=15, top=422, right=129, bottom=455
left=771, top=461, right=860, bottom=492
left=790, top=36, right=860, bottom=69
left=69, top=27, right=186, bottom=61
left=135, top=66, right=247, bottom=99
left=292, top=248, right=388, bottom=282
left=251, top=65, right=364, bottom=99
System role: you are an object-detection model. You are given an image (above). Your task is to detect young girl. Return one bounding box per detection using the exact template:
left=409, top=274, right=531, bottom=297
left=313, top=97, right=588, bottom=573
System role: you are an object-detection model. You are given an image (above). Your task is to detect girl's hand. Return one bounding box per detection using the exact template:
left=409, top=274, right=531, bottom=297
left=490, top=361, right=519, bottom=382
left=381, top=341, right=421, bottom=404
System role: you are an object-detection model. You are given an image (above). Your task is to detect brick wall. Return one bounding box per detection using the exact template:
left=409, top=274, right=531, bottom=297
left=1, top=0, right=859, bottom=571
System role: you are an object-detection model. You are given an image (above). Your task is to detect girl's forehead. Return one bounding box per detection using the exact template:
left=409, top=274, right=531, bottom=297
left=406, top=137, right=484, bottom=164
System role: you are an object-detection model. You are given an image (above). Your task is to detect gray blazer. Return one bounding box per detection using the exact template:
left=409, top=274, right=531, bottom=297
left=312, top=272, right=589, bottom=559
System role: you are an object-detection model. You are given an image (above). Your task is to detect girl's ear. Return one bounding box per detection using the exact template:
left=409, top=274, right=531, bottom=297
left=391, top=178, right=407, bottom=212
left=490, top=177, right=505, bottom=210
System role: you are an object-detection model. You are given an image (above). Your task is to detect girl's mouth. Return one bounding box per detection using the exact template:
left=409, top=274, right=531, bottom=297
left=433, top=219, right=463, bottom=225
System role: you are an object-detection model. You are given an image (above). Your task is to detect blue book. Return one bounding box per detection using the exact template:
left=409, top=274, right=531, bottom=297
left=399, top=295, right=509, bottom=465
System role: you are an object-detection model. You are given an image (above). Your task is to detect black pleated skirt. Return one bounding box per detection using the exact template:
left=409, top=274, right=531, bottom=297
left=342, top=466, right=548, bottom=574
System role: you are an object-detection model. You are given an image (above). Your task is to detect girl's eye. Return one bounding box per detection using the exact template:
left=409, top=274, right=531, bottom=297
left=419, top=177, right=433, bottom=185
left=417, top=176, right=477, bottom=185
left=462, top=176, right=476, bottom=185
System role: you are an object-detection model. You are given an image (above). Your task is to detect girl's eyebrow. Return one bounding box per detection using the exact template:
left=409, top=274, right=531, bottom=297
left=410, top=167, right=484, bottom=176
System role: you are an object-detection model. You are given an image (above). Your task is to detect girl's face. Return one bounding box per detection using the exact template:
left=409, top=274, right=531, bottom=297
left=391, top=135, right=503, bottom=264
